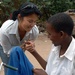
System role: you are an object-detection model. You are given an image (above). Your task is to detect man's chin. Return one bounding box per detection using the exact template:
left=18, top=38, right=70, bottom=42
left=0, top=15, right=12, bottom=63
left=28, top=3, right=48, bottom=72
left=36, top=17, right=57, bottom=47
left=28, top=28, right=33, bottom=32
left=26, top=28, right=30, bottom=31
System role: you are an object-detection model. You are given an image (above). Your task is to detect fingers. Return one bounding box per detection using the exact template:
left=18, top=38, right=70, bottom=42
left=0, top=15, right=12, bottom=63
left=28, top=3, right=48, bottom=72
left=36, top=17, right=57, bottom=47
left=20, top=42, right=26, bottom=51
left=32, top=68, right=38, bottom=74
left=32, top=68, right=41, bottom=73
left=25, top=43, right=35, bottom=52
left=24, top=40, right=34, bottom=45
left=21, top=40, right=35, bottom=52
left=32, top=68, right=47, bottom=75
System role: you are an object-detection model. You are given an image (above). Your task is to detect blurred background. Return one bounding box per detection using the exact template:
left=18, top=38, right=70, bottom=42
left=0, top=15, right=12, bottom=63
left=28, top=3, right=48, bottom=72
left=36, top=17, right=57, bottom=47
left=0, top=0, right=75, bottom=35
left=0, top=0, right=75, bottom=75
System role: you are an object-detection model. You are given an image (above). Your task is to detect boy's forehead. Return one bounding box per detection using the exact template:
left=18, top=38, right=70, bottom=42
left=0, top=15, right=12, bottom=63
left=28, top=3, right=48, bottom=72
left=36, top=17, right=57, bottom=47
left=46, top=23, right=55, bottom=31
left=46, top=23, right=53, bottom=29
left=46, top=23, right=60, bottom=34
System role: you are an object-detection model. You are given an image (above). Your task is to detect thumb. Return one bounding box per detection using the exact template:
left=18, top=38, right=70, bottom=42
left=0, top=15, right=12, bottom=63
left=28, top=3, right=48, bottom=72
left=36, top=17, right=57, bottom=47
left=32, top=68, right=38, bottom=73
left=32, top=68, right=40, bottom=73
left=32, top=68, right=36, bottom=72
left=32, top=69, right=36, bottom=75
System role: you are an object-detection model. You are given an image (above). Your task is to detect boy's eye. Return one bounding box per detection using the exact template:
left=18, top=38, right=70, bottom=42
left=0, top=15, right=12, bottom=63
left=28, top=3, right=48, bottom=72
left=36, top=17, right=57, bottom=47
left=48, top=33, right=51, bottom=35
left=47, top=32, right=50, bottom=35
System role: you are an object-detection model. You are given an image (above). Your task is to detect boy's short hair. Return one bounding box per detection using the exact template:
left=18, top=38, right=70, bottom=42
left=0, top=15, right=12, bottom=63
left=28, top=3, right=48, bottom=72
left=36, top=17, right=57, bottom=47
left=47, top=13, right=74, bottom=36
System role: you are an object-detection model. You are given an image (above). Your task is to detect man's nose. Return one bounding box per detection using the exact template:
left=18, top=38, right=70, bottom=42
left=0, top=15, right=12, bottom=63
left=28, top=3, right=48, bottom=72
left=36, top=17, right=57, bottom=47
left=31, top=22, right=36, bottom=26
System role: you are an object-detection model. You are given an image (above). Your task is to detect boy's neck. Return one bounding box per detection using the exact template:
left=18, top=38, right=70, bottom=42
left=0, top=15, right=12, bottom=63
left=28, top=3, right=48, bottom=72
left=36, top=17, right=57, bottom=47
left=59, top=36, right=72, bottom=56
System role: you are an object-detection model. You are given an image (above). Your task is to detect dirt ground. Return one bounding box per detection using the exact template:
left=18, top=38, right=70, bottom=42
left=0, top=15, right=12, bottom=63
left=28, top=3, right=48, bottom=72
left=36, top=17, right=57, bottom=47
left=0, top=32, right=52, bottom=75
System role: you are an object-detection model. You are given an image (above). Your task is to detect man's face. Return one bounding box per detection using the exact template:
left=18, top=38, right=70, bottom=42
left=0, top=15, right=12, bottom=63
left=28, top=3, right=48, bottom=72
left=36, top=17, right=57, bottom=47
left=18, top=13, right=38, bottom=32
left=46, top=23, right=63, bottom=46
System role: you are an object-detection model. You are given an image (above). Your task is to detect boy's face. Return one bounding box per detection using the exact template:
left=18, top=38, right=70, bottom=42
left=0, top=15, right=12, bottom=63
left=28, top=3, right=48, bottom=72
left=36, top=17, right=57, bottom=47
left=46, top=23, right=63, bottom=46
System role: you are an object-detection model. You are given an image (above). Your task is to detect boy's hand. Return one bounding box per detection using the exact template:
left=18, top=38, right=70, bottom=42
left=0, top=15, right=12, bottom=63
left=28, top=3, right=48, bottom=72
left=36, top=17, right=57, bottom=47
left=33, top=68, right=47, bottom=75
left=20, top=40, right=35, bottom=52
left=24, top=40, right=35, bottom=52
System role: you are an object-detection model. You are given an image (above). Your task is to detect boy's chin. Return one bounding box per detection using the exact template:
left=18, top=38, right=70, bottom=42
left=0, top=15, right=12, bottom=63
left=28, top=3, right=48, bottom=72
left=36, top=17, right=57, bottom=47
left=54, top=43, right=59, bottom=46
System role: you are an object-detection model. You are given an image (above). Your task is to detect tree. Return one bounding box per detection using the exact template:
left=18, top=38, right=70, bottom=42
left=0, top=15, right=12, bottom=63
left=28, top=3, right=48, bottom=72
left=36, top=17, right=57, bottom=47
left=0, top=0, right=75, bottom=26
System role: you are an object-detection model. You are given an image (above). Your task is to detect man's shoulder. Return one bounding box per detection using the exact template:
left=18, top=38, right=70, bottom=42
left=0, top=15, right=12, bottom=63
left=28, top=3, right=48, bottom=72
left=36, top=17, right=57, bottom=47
left=2, top=19, right=14, bottom=25
left=32, top=25, right=39, bottom=33
left=1, top=20, right=14, bottom=31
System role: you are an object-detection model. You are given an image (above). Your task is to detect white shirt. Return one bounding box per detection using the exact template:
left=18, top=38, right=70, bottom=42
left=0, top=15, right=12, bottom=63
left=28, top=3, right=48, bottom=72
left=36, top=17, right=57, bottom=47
left=46, top=37, right=75, bottom=75
left=0, top=19, right=39, bottom=54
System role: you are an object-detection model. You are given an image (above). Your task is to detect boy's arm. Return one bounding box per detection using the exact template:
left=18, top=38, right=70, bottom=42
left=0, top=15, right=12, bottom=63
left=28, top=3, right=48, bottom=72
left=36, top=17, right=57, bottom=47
left=24, top=40, right=47, bottom=69
left=30, top=50, right=47, bottom=70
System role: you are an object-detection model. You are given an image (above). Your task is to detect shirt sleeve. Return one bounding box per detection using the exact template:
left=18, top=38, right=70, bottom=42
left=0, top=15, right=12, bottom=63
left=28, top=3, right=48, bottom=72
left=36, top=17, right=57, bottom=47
left=31, top=25, right=39, bottom=41
left=72, top=56, right=75, bottom=75
left=0, top=32, right=12, bottom=55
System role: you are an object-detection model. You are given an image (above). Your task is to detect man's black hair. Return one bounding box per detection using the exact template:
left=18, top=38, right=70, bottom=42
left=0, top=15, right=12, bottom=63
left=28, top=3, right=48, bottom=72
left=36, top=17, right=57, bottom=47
left=47, top=13, right=74, bottom=36
left=11, top=2, right=42, bottom=21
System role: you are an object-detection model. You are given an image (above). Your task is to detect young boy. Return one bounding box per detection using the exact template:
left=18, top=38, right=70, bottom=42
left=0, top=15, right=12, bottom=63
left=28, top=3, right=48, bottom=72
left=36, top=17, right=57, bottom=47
left=25, top=13, right=75, bottom=75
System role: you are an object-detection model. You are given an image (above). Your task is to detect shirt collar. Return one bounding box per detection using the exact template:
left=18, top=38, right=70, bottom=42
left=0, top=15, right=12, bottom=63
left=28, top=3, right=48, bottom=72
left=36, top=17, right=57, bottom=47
left=64, top=37, right=75, bottom=61
left=52, top=37, right=75, bottom=61
left=9, top=20, right=18, bottom=34
left=26, top=29, right=32, bottom=36
left=9, top=20, right=33, bottom=35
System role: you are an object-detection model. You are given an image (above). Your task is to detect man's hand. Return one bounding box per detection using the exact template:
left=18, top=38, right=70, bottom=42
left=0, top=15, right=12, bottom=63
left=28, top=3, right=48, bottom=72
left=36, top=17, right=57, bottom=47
left=24, top=40, right=35, bottom=52
left=33, top=68, right=47, bottom=75
left=20, top=42, right=26, bottom=51
left=20, top=40, right=35, bottom=52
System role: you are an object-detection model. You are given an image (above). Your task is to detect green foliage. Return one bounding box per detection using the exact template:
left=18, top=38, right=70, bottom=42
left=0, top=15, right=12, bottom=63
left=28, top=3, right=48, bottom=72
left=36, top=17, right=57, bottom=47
left=0, top=0, right=75, bottom=26
left=36, top=0, right=72, bottom=20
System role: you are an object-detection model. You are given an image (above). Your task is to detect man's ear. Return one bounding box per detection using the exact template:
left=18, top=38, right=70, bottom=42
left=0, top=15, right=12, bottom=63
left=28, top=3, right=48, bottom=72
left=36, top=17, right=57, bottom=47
left=17, top=14, right=22, bottom=20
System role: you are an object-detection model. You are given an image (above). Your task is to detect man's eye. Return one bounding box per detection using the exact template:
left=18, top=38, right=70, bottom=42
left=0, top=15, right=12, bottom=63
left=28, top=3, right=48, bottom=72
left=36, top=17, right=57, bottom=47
left=28, top=20, right=33, bottom=23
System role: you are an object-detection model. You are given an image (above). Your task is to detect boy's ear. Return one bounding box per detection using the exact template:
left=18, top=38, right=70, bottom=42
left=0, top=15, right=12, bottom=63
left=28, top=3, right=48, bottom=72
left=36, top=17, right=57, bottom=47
left=60, top=31, right=65, bottom=38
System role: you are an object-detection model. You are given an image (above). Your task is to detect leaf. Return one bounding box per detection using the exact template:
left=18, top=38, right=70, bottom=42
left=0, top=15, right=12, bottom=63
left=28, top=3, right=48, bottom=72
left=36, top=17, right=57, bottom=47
left=3, top=0, right=11, bottom=2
